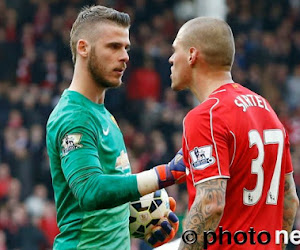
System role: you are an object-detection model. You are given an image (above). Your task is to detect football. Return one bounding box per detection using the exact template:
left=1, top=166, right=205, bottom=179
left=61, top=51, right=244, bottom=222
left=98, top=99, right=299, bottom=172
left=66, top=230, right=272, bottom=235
left=129, top=189, right=170, bottom=239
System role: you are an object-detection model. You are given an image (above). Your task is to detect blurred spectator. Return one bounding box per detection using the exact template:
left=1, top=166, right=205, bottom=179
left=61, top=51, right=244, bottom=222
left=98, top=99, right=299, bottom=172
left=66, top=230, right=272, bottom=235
left=245, top=64, right=262, bottom=94
left=0, top=230, right=6, bottom=250
left=6, top=204, right=49, bottom=250
left=33, top=2, right=50, bottom=38
left=289, top=108, right=300, bottom=146
left=60, top=60, right=73, bottom=83
left=0, top=163, right=12, bottom=201
left=38, top=201, right=59, bottom=246
left=127, top=56, right=162, bottom=102
left=153, top=41, right=173, bottom=92
left=287, top=64, right=300, bottom=109
left=140, top=99, right=161, bottom=132
left=144, top=130, right=172, bottom=170
left=16, top=46, right=36, bottom=85
left=0, top=206, right=10, bottom=231
left=5, top=179, right=21, bottom=208
left=173, top=0, right=196, bottom=22
left=31, top=50, right=58, bottom=87
left=5, top=8, right=17, bottom=43
left=25, top=184, right=48, bottom=218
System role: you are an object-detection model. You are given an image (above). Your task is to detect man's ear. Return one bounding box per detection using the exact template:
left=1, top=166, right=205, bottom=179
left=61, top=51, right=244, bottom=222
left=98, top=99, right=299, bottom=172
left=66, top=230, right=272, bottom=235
left=188, top=47, right=198, bottom=66
left=77, top=39, right=89, bottom=59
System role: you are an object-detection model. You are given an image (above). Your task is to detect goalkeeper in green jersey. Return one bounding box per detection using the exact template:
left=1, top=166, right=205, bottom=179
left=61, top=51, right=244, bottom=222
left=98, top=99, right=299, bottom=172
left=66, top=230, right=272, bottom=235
left=46, top=5, right=186, bottom=250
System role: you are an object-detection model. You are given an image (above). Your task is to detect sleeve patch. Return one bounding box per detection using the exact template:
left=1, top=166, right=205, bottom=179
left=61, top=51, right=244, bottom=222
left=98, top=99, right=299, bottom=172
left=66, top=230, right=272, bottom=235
left=61, top=133, right=83, bottom=156
left=189, top=145, right=215, bottom=170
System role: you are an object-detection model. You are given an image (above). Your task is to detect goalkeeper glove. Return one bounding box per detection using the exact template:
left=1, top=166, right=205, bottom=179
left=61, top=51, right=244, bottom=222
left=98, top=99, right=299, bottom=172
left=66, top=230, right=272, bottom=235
left=154, top=149, right=186, bottom=189
left=145, top=197, right=179, bottom=248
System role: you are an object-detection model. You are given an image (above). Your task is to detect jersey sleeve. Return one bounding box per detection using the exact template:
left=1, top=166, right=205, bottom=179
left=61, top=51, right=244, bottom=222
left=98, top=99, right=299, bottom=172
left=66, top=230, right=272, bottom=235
left=58, top=112, right=102, bottom=181
left=54, top=112, right=140, bottom=210
left=183, top=98, right=230, bottom=185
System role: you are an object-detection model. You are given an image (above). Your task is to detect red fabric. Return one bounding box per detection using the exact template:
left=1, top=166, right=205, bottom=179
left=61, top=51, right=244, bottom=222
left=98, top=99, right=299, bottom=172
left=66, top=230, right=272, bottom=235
left=0, top=177, right=11, bottom=199
left=16, top=57, right=32, bottom=85
left=6, top=26, right=17, bottom=42
left=39, top=216, right=60, bottom=246
left=127, top=68, right=161, bottom=101
left=182, top=83, right=293, bottom=249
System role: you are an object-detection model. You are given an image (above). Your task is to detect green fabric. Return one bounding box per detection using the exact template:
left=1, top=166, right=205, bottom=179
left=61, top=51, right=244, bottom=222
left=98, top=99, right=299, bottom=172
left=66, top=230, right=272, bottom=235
left=46, top=90, right=140, bottom=250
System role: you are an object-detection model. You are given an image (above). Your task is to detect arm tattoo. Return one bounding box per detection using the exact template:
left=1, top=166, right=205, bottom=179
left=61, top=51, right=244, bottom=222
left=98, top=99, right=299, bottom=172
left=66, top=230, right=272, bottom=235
left=282, top=174, right=299, bottom=249
left=179, top=179, right=227, bottom=250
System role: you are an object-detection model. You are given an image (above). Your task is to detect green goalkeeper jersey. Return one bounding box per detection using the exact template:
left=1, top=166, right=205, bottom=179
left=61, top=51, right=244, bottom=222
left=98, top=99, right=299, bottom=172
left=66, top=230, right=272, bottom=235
left=46, top=90, right=137, bottom=250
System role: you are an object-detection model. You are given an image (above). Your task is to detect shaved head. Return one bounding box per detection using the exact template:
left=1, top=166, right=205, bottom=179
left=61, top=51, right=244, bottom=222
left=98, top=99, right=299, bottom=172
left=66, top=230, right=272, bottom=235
left=176, top=17, right=235, bottom=69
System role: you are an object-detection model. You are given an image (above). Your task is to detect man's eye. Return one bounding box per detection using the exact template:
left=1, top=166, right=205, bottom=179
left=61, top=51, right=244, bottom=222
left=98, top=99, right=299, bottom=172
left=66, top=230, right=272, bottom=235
left=108, top=43, right=121, bottom=50
left=112, top=44, right=120, bottom=49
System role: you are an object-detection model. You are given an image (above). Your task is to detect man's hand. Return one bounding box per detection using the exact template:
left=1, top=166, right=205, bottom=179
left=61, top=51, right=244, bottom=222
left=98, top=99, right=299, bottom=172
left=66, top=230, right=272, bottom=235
left=145, top=197, right=179, bottom=248
left=154, top=149, right=186, bottom=189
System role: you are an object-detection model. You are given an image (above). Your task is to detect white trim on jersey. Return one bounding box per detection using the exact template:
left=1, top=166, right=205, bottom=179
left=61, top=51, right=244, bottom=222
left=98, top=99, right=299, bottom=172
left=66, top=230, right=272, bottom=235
left=283, top=126, right=287, bottom=138
left=229, top=131, right=236, bottom=168
left=209, top=98, right=222, bottom=176
left=183, top=116, right=196, bottom=184
left=211, top=89, right=227, bottom=95
left=194, top=175, right=230, bottom=186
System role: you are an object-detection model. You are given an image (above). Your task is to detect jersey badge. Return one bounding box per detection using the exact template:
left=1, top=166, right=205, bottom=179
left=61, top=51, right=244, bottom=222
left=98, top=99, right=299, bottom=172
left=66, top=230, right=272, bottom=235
left=189, top=145, right=215, bottom=170
left=61, top=133, right=83, bottom=156
left=115, top=150, right=130, bottom=173
left=111, top=115, right=119, bottom=128
left=232, top=83, right=239, bottom=88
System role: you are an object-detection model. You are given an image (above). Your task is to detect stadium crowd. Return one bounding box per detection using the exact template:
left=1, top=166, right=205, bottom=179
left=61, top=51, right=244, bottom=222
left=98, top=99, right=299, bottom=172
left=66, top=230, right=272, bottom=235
left=0, top=0, right=299, bottom=249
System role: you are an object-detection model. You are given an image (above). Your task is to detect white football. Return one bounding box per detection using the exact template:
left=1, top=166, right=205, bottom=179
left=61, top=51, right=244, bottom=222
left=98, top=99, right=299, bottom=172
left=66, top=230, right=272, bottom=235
left=129, top=189, right=170, bottom=238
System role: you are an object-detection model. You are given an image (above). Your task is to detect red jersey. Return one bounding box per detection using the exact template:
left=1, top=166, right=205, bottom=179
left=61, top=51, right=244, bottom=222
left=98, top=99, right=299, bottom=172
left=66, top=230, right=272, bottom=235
left=182, top=83, right=293, bottom=249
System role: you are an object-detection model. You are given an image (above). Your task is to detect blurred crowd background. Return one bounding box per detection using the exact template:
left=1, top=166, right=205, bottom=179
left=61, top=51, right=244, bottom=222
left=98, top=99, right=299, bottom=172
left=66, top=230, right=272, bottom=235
left=0, top=0, right=299, bottom=249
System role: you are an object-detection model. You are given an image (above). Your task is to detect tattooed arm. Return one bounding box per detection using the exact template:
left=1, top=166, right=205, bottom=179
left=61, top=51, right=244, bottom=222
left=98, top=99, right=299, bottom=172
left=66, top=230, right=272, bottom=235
left=179, top=178, right=227, bottom=250
left=282, top=173, right=299, bottom=250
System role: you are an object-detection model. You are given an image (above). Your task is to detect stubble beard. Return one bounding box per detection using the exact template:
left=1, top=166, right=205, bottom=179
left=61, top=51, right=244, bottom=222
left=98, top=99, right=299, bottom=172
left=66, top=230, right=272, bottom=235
left=88, top=47, right=122, bottom=89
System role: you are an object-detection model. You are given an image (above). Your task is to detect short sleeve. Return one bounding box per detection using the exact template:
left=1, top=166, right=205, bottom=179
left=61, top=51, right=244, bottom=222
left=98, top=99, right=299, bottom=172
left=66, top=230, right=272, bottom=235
left=183, top=98, right=230, bottom=185
left=58, top=113, right=102, bottom=182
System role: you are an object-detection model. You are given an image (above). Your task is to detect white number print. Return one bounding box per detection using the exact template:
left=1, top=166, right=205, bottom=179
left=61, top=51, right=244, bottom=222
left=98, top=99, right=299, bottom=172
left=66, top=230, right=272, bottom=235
left=243, top=129, right=284, bottom=206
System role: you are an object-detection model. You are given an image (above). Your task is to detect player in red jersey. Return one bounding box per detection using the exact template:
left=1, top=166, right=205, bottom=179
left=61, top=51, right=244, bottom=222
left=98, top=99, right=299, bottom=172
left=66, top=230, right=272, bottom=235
left=169, top=17, right=299, bottom=249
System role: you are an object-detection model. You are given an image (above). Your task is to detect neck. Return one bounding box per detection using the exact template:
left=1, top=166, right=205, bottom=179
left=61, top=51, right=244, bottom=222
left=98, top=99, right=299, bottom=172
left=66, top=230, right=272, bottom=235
left=69, top=61, right=105, bottom=104
left=190, top=69, right=233, bottom=103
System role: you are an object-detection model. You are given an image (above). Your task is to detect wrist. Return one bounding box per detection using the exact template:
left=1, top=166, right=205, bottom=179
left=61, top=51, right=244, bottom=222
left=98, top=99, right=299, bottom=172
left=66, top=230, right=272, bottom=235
left=136, top=169, right=159, bottom=196
left=154, top=164, right=175, bottom=189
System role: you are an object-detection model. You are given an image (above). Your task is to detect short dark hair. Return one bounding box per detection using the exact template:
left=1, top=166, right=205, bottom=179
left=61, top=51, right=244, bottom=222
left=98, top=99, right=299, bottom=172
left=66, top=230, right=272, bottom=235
left=70, top=5, right=130, bottom=63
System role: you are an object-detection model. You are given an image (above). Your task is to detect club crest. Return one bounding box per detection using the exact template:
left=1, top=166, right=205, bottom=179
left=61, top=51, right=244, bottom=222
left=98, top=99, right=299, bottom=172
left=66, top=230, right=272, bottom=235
left=111, top=115, right=119, bottom=128
left=115, top=150, right=130, bottom=173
